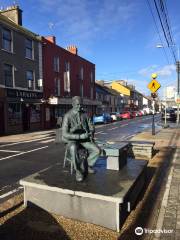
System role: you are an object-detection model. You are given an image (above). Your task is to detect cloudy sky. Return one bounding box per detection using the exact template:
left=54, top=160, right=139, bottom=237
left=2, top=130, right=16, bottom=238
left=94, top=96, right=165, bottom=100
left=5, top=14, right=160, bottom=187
left=1, top=0, right=180, bottom=97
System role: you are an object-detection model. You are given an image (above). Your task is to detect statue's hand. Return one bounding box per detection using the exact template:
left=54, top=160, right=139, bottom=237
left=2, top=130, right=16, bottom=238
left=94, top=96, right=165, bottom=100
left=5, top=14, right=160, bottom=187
left=80, top=132, right=90, bottom=140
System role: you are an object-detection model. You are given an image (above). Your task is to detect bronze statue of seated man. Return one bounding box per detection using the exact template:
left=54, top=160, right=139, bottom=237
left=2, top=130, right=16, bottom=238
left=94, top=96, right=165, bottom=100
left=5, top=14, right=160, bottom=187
left=62, top=96, right=100, bottom=182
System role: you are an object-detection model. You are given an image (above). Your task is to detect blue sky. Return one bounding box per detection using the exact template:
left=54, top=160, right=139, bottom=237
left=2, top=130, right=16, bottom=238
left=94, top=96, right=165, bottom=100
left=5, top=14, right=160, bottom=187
left=1, top=0, right=180, bottom=97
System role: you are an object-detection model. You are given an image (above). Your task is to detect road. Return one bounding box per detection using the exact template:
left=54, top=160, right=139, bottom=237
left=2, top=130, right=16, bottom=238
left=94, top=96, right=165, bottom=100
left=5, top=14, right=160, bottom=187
left=0, top=114, right=161, bottom=201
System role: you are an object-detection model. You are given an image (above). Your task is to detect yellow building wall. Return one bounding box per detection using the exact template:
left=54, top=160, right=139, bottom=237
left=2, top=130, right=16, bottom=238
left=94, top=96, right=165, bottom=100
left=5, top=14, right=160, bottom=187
left=111, top=82, right=130, bottom=96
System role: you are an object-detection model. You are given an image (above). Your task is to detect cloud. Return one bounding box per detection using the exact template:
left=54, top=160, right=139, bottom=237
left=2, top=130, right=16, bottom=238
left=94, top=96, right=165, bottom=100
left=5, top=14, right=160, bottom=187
left=138, top=64, right=176, bottom=77
left=38, top=0, right=139, bottom=44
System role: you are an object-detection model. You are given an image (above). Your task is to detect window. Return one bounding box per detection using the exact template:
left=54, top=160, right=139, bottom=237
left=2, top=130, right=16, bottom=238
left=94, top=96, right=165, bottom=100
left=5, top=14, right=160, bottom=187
left=80, top=84, right=83, bottom=97
left=25, top=39, right=33, bottom=59
left=30, top=104, right=40, bottom=123
left=54, top=78, right=60, bottom=96
left=26, top=71, right=34, bottom=89
left=91, top=87, right=94, bottom=99
left=64, top=61, right=70, bottom=93
left=53, top=56, right=59, bottom=72
left=4, top=64, right=13, bottom=87
left=2, top=28, right=12, bottom=52
left=80, top=67, right=84, bottom=80
left=8, top=103, right=21, bottom=126
left=90, top=71, right=93, bottom=83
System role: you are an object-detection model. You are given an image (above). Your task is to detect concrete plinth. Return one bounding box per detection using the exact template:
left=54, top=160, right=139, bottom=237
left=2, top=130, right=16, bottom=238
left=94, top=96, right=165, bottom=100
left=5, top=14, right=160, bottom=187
left=129, top=141, right=155, bottom=160
left=20, top=158, right=147, bottom=232
left=104, top=142, right=129, bottom=170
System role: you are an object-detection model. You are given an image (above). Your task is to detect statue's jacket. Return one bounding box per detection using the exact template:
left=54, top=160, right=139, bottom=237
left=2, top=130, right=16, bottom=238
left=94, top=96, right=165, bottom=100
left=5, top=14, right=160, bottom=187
left=62, top=109, right=94, bottom=143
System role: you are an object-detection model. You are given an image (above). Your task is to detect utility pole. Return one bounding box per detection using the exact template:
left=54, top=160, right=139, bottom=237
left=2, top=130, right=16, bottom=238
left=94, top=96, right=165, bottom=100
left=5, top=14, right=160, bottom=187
left=176, top=61, right=180, bottom=125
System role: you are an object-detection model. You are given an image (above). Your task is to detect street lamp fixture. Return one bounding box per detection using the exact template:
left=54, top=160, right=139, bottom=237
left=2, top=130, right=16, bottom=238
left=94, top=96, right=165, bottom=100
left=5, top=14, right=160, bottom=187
left=156, top=44, right=180, bottom=126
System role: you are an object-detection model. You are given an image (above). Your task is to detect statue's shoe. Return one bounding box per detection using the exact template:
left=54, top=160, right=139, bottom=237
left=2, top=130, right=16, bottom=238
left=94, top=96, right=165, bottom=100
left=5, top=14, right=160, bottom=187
left=76, top=171, right=84, bottom=182
left=88, top=166, right=96, bottom=174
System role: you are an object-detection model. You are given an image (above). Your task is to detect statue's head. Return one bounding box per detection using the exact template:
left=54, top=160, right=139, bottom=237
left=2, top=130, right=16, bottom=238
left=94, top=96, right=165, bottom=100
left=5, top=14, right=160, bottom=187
left=72, top=96, right=82, bottom=112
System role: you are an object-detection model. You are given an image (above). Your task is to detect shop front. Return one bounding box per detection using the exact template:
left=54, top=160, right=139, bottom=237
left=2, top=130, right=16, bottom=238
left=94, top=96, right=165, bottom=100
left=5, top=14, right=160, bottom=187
left=4, top=88, right=43, bottom=134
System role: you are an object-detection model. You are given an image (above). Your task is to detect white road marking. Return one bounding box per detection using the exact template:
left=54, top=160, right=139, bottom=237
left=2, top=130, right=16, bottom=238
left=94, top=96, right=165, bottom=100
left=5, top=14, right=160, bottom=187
left=0, top=186, right=23, bottom=200
left=0, top=146, right=49, bottom=161
left=127, top=202, right=131, bottom=212
left=0, top=136, right=53, bottom=148
left=107, top=127, right=119, bottom=131
left=99, top=132, right=107, bottom=135
left=95, top=131, right=103, bottom=134
left=120, top=123, right=128, bottom=127
left=40, top=139, right=54, bottom=143
left=0, top=149, right=21, bottom=153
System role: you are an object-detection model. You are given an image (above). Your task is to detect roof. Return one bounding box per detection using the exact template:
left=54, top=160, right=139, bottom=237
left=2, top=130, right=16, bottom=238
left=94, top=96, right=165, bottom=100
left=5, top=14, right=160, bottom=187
left=0, top=13, right=41, bottom=41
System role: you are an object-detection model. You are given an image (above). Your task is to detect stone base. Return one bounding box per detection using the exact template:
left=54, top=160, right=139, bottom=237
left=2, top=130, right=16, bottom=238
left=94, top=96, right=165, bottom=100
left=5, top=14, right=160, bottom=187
left=20, top=158, right=147, bottom=232
left=129, top=141, right=155, bottom=160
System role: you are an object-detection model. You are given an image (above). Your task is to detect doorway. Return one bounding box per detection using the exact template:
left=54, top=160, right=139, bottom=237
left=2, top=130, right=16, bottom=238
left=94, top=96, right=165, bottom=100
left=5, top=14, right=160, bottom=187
left=22, top=104, right=30, bottom=131
left=0, top=102, right=4, bottom=135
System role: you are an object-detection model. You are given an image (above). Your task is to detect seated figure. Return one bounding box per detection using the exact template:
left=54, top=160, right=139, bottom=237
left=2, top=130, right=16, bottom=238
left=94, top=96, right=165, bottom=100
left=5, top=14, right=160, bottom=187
left=62, top=96, right=100, bottom=182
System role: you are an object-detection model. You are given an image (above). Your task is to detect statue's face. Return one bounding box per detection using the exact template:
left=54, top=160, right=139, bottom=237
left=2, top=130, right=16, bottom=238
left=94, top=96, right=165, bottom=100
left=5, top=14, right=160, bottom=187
left=72, top=98, right=82, bottom=112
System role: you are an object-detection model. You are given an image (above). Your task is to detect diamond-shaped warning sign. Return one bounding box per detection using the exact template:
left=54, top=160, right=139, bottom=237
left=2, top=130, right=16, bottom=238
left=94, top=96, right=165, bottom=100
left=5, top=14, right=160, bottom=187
left=148, top=79, right=161, bottom=93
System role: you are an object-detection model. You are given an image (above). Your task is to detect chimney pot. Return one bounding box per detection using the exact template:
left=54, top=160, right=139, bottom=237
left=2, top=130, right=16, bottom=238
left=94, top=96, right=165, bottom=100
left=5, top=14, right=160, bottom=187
left=66, top=45, right=78, bottom=55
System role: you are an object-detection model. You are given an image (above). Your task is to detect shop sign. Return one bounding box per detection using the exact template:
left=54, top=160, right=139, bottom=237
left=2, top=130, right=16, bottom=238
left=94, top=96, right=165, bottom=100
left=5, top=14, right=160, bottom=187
left=49, top=97, right=58, bottom=105
left=7, top=89, right=43, bottom=99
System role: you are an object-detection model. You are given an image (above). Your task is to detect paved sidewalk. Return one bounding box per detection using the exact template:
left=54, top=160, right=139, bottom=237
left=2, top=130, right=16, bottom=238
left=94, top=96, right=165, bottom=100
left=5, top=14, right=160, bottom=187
left=153, top=147, right=180, bottom=240
left=131, top=127, right=180, bottom=240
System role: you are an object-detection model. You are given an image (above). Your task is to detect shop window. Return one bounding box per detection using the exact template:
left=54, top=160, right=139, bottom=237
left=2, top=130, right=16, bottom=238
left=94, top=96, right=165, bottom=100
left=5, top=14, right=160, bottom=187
left=26, top=71, right=34, bottom=89
left=25, top=39, right=33, bottom=59
left=30, top=104, right=40, bottom=123
left=8, top=103, right=21, bottom=125
left=4, top=64, right=13, bottom=87
left=53, top=56, right=60, bottom=72
left=2, top=28, right=12, bottom=52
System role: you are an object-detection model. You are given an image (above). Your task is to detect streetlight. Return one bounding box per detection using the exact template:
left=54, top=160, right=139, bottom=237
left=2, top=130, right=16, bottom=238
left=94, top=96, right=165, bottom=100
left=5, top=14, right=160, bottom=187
left=156, top=44, right=180, bottom=126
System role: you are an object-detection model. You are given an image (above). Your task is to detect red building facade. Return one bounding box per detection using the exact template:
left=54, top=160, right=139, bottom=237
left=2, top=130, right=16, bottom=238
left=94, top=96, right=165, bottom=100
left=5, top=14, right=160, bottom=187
left=42, top=36, right=98, bottom=129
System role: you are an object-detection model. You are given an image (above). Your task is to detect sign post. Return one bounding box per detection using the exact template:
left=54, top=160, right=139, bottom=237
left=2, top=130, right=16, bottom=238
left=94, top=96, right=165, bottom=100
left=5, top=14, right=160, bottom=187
left=148, top=73, right=161, bottom=135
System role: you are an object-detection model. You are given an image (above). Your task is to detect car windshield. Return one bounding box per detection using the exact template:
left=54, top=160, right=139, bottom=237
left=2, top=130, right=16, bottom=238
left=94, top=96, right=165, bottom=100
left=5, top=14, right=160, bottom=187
left=95, top=114, right=102, bottom=117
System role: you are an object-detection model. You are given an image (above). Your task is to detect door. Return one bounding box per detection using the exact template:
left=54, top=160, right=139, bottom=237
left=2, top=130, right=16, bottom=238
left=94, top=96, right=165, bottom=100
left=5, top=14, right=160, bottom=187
left=0, top=102, right=4, bottom=135
left=22, top=104, right=30, bottom=131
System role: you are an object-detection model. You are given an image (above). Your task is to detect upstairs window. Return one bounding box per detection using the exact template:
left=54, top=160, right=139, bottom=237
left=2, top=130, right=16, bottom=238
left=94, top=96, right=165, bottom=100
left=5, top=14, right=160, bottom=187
left=64, top=61, right=70, bottom=93
left=26, top=70, right=34, bottom=89
left=2, top=28, right=12, bottom=52
left=80, top=67, right=84, bottom=80
left=90, top=71, right=93, bottom=83
left=54, top=78, right=60, bottom=96
left=53, top=56, right=60, bottom=72
left=25, top=39, right=33, bottom=59
left=80, top=84, right=83, bottom=97
left=4, top=64, right=13, bottom=87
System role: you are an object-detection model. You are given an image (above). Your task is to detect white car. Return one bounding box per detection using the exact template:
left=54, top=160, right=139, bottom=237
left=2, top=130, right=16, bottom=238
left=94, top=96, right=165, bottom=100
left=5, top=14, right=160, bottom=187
left=110, top=112, right=118, bottom=121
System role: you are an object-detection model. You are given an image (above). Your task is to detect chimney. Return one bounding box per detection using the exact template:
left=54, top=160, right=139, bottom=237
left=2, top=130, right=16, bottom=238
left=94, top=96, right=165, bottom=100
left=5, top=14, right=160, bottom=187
left=0, top=5, right=22, bottom=25
left=44, top=36, right=56, bottom=44
left=66, top=45, right=78, bottom=55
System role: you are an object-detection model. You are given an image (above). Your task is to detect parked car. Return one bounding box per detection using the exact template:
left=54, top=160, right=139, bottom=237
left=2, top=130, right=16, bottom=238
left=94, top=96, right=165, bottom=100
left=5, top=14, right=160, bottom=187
left=116, top=112, right=123, bottom=120
left=120, top=111, right=132, bottom=119
left=137, top=110, right=143, bottom=117
left=131, top=111, right=137, bottom=118
left=162, top=108, right=176, bottom=122
left=93, top=113, right=112, bottom=124
left=110, top=112, right=118, bottom=121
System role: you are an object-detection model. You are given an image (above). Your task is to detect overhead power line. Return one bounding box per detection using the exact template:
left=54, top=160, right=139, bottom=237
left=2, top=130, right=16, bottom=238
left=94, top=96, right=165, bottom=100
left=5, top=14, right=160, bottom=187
left=146, top=0, right=170, bottom=64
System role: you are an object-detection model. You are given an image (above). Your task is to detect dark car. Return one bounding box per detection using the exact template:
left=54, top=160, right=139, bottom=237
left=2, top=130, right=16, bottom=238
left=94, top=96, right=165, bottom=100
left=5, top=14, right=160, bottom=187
left=162, top=108, right=176, bottom=122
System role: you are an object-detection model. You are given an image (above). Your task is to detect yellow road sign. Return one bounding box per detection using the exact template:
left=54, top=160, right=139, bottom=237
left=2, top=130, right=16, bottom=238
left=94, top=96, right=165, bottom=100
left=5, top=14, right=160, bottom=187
left=148, top=79, right=161, bottom=93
